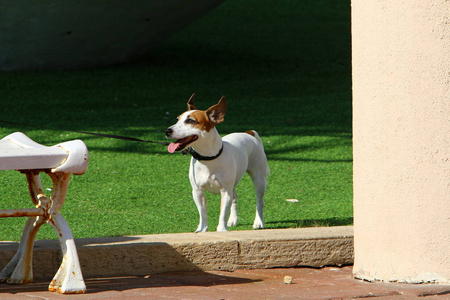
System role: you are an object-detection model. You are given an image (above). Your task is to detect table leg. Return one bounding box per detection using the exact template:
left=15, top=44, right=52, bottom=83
left=47, top=172, right=86, bottom=294
left=0, top=171, right=86, bottom=294
left=0, top=171, right=48, bottom=284
left=47, top=213, right=86, bottom=293
left=0, top=216, right=46, bottom=284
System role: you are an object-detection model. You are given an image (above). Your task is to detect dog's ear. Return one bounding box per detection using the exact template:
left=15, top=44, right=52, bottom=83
left=206, top=96, right=227, bottom=124
left=187, top=93, right=196, bottom=110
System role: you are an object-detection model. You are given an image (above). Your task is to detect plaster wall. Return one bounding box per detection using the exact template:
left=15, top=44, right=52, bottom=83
left=352, top=0, right=449, bottom=283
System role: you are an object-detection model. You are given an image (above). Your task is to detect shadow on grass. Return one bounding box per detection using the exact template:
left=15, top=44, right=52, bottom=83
left=0, top=0, right=351, bottom=145
left=265, top=217, right=353, bottom=229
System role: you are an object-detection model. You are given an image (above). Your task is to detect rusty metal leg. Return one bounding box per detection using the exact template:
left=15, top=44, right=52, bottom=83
left=46, top=172, right=86, bottom=294
left=24, top=171, right=45, bottom=207
left=0, top=171, right=85, bottom=293
left=0, top=216, right=46, bottom=284
left=0, top=171, right=48, bottom=284
left=47, top=213, right=86, bottom=294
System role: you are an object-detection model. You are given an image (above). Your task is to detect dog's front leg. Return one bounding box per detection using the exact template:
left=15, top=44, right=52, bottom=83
left=192, top=188, right=208, bottom=233
left=227, top=190, right=238, bottom=227
left=217, top=188, right=233, bottom=232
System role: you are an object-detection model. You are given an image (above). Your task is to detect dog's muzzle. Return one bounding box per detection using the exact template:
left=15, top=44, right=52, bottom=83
left=165, top=127, right=173, bottom=138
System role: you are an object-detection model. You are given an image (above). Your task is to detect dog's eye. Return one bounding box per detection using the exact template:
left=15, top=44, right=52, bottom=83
left=185, top=118, right=198, bottom=125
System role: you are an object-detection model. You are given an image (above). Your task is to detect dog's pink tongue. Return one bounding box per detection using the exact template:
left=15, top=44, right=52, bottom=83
left=168, top=142, right=180, bottom=153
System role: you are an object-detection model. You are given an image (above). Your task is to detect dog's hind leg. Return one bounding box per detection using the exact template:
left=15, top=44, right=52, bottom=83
left=227, top=190, right=238, bottom=227
left=249, top=172, right=266, bottom=229
left=193, top=189, right=208, bottom=233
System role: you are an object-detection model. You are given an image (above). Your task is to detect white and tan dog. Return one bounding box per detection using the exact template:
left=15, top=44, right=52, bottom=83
left=166, top=94, right=270, bottom=232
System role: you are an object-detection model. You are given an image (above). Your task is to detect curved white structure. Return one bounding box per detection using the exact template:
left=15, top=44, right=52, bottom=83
left=0, top=132, right=89, bottom=293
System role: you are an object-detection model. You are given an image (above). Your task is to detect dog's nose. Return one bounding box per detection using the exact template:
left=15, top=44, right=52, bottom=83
left=165, top=127, right=173, bottom=138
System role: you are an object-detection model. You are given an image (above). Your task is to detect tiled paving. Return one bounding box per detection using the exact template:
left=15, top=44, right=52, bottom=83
left=1, top=266, right=449, bottom=299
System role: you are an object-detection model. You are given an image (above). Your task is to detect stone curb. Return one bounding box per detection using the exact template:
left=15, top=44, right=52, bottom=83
left=0, top=226, right=353, bottom=280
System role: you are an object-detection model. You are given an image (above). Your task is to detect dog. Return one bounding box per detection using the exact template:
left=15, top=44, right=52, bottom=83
left=165, top=94, right=270, bottom=232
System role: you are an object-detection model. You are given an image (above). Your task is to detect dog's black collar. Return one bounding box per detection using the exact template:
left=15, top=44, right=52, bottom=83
left=186, top=144, right=224, bottom=161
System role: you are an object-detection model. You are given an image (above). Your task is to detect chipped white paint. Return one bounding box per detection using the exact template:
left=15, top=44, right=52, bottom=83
left=0, top=132, right=88, bottom=293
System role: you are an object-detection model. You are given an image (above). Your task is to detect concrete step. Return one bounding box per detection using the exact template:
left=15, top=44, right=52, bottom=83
left=0, top=226, right=353, bottom=280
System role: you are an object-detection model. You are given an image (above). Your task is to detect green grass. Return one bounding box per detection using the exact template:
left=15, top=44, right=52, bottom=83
left=0, top=0, right=352, bottom=241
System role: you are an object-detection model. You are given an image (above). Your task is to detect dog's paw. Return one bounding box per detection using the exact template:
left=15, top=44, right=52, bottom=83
left=252, top=221, right=264, bottom=229
left=227, top=217, right=238, bottom=227
left=195, top=226, right=208, bottom=233
left=216, top=225, right=228, bottom=232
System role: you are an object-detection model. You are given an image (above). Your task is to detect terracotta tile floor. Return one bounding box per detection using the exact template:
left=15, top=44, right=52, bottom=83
left=1, top=266, right=449, bottom=299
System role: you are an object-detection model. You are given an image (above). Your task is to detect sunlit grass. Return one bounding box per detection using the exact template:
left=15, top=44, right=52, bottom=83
left=0, top=0, right=351, bottom=241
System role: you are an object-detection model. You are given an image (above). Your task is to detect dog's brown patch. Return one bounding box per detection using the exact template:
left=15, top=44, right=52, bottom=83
left=189, top=110, right=215, bottom=132
left=245, top=130, right=256, bottom=137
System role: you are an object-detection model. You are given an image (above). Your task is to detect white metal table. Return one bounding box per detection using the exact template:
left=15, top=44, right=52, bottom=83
left=0, top=132, right=88, bottom=294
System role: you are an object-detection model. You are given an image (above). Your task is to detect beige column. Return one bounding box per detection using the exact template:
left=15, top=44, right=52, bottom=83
left=352, top=0, right=449, bottom=284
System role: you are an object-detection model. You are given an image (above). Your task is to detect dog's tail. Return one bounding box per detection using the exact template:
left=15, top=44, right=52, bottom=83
left=246, top=130, right=271, bottom=176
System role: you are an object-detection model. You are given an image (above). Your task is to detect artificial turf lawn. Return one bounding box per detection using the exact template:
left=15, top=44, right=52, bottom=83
left=0, top=0, right=352, bottom=241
